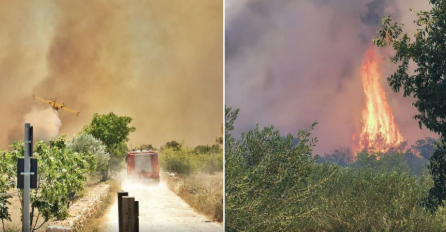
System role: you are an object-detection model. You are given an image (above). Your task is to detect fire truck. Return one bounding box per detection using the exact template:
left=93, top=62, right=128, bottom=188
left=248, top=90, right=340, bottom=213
left=126, top=149, right=160, bottom=183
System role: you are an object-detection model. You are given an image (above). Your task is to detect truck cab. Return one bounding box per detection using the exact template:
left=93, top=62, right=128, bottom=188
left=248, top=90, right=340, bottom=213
left=126, top=150, right=160, bottom=183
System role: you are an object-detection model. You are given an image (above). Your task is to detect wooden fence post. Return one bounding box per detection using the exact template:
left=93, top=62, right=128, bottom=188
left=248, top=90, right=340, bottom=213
left=122, top=196, right=135, bottom=232
left=118, top=191, right=128, bottom=232
left=134, top=201, right=139, bottom=232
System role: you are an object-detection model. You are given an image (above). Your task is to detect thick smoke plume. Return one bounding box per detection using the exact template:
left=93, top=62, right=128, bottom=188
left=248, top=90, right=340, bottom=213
left=24, top=108, right=61, bottom=142
left=226, top=0, right=436, bottom=155
left=0, top=0, right=222, bottom=149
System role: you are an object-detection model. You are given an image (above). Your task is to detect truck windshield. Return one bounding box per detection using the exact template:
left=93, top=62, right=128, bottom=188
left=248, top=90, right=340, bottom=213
left=134, top=156, right=152, bottom=172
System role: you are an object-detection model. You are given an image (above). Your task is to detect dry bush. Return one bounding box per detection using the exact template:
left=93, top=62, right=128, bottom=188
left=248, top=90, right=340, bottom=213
left=164, top=172, right=223, bottom=222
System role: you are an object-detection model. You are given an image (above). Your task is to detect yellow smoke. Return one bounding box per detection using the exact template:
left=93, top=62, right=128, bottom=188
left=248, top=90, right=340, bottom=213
left=0, top=0, right=223, bottom=149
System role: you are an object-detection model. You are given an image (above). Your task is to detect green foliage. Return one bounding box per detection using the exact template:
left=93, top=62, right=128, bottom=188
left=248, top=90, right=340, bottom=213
left=306, top=168, right=446, bottom=231
left=163, top=141, right=182, bottom=151
left=3, top=137, right=95, bottom=231
left=352, top=151, right=411, bottom=173
left=82, top=112, right=136, bottom=179
left=216, top=124, right=223, bottom=145
left=0, top=150, right=14, bottom=229
left=160, top=148, right=194, bottom=175
left=159, top=148, right=223, bottom=175
left=374, top=0, right=446, bottom=210
left=193, top=144, right=221, bottom=154
left=374, top=2, right=446, bottom=135
left=137, top=144, right=157, bottom=151
left=412, top=137, right=436, bottom=160
left=82, top=113, right=136, bottom=150
left=225, top=106, right=446, bottom=231
left=67, top=133, right=110, bottom=179
left=425, top=138, right=446, bottom=211
left=404, top=150, right=429, bottom=177
left=225, top=106, right=337, bottom=231
left=319, top=147, right=354, bottom=167
left=318, top=137, right=438, bottom=176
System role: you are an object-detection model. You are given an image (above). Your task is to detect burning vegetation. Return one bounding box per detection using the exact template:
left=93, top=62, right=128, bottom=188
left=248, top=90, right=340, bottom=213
left=354, top=47, right=405, bottom=156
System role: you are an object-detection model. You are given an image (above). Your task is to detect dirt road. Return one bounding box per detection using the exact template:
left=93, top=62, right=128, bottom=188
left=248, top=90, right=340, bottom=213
left=102, top=178, right=223, bottom=232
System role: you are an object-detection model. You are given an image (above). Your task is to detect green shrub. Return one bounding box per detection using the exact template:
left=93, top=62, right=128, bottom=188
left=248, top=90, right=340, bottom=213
left=3, top=137, right=96, bottom=231
left=305, top=168, right=446, bottom=231
left=0, top=150, right=14, bottom=230
left=67, top=133, right=110, bottom=179
left=160, top=148, right=194, bottom=175
left=225, top=106, right=446, bottom=231
left=159, top=148, right=223, bottom=175
left=225, top=107, right=337, bottom=231
left=81, top=112, right=136, bottom=180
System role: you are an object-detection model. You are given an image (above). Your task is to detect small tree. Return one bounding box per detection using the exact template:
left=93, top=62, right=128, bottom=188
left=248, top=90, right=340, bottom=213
left=225, top=106, right=337, bottom=231
left=82, top=112, right=136, bottom=180
left=319, top=147, right=354, bottom=167
left=216, top=124, right=223, bottom=145
left=411, top=137, right=436, bottom=160
left=137, top=144, right=157, bottom=151
left=163, top=141, right=182, bottom=151
left=193, top=144, right=221, bottom=154
left=5, top=137, right=95, bottom=231
left=0, top=150, right=14, bottom=232
left=68, top=133, right=110, bottom=180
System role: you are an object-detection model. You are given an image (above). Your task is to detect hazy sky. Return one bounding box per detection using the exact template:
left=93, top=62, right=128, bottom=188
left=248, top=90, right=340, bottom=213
left=225, top=0, right=437, bottom=155
left=0, top=0, right=222, bottom=149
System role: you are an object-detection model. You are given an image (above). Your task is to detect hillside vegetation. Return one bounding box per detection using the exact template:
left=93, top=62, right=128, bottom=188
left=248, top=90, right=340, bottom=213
left=225, top=106, right=446, bottom=232
left=159, top=141, right=223, bottom=222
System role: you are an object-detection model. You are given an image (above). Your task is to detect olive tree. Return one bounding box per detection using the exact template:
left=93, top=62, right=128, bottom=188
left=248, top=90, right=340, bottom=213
left=374, top=0, right=446, bottom=211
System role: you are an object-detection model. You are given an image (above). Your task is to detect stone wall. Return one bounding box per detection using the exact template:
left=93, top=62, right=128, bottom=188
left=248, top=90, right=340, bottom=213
left=46, top=184, right=110, bottom=232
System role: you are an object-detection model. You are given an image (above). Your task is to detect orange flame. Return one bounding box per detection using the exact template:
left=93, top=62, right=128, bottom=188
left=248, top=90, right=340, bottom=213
left=354, top=47, right=404, bottom=156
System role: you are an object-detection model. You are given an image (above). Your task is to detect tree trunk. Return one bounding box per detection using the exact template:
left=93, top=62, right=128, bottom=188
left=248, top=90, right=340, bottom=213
left=101, top=164, right=110, bottom=181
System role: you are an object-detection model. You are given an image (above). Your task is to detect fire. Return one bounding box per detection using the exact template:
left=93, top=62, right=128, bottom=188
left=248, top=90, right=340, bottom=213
left=354, top=47, right=404, bottom=155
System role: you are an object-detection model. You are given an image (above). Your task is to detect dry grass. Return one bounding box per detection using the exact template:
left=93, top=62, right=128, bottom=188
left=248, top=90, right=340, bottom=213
left=165, top=172, right=223, bottom=222
left=80, top=180, right=120, bottom=232
left=1, top=188, right=53, bottom=232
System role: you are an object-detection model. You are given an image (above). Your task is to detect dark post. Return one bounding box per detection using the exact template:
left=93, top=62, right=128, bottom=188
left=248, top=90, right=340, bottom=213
left=118, top=191, right=129, bottom=232
left=122, top=197, right=135, bottom=232
left=28, top=126, right=33, bottom=157
left=134, top=201, right=139, bottom=232
left=23, top=124, right=31, bottom=232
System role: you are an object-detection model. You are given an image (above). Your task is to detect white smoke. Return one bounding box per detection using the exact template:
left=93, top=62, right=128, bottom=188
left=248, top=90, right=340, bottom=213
left=23, top=107, right=62, bottom=142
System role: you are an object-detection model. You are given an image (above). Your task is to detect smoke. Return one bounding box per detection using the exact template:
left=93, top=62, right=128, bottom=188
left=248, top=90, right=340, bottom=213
left=24, top=108, right=61, bottom=142
left=225, top=0, right=436, bottom=155
left=0, top=0, right=222, bottom=149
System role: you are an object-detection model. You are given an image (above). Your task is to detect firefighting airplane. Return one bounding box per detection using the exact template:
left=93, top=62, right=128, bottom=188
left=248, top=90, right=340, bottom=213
left=32, top=95, right=80, bottom=116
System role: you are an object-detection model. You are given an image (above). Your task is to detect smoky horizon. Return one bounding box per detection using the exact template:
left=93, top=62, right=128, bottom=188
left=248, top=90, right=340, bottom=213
left=0, top=1, right=223, bottom=149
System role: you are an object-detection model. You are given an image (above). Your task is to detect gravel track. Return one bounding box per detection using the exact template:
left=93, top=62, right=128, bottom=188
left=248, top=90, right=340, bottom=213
left=103, top=178, right=222, bottom=232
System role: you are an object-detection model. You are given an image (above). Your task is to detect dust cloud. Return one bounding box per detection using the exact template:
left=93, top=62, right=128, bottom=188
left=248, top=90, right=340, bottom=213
left=0, top=0, right=223, bottom=149
left=23, top=107, right=61, bottom=142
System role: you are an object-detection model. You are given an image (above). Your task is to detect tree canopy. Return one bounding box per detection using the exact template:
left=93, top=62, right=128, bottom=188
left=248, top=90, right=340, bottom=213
left=137, top=143, right=157, bottom=151
left=374, top=0, right=446, bottom=211
left=82, top=112, right=136, bottom=178
left=82, top=112, right=136, bottom=151
left=163, top=140, right=182, bottom=151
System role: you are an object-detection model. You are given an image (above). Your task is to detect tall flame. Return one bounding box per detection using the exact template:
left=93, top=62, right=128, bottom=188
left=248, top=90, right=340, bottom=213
left=355, top=47, right=404, bottom=155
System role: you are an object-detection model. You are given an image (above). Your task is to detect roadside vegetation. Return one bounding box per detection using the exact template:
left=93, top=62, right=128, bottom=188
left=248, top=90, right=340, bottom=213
left=0, top=112, right=135, bottom=232
left=80, top=180, right=121, bottom=232
left=159, top=138, right=223, bottom=222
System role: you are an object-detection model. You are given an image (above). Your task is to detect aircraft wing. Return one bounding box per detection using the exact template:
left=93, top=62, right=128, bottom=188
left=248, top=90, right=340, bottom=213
left=34, top=96, right=53, bottom=105
left=60, top=106, right=80, bottom=115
